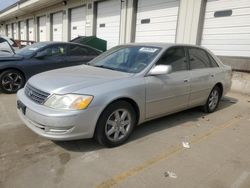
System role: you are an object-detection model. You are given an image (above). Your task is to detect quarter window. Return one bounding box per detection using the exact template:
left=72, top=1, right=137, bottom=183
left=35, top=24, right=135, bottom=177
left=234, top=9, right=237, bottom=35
left=157, top=47, right=188, bottom=72
left=207, top=52, right=219, bottom=67
left=188, top=48, right=211, bottom=69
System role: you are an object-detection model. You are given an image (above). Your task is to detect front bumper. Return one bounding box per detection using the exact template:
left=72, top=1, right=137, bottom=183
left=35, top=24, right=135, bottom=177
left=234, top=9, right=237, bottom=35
left=16, top=89, right=99, bottom=141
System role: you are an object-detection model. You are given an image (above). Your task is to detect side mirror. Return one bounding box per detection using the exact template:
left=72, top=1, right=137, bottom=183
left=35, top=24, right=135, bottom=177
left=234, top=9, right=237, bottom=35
left=35, top=50, right=47, bottom=59
left=148, top=65, right=172, bottom=76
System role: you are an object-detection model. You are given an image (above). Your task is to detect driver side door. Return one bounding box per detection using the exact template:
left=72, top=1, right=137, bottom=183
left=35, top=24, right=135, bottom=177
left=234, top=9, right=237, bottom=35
left=145, top=46, right=191, bottom=119
left=28, top=44, right=67, bottom=75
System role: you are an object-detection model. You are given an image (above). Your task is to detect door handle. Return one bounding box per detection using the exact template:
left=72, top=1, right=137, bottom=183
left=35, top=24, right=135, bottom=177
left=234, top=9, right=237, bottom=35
left=184, top=79, right=189, bottom=83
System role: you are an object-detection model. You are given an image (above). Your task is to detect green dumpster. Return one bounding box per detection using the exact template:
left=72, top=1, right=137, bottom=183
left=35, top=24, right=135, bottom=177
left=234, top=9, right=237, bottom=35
left=70, top=36, right=107, bottom=52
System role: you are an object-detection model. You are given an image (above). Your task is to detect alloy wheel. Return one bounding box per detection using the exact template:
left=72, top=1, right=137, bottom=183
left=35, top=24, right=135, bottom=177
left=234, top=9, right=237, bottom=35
left=105, top=109, right=132, bottom=142
left=1, top=72, right=23, bottom=92
left=208, top=89, right=219, bottom=111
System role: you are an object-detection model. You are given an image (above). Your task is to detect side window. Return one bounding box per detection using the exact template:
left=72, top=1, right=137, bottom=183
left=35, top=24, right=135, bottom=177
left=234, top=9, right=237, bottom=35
left=188, top=48, right=211, bottom=69
left=68, top=45, right=90, bottom=56
left=40, top=45, right=66, bottom=57
left=207, top=52, right=219, bottom=67
left=87, top=48, right=99, bottom=55
left=156, top=47, right=188, bottom=72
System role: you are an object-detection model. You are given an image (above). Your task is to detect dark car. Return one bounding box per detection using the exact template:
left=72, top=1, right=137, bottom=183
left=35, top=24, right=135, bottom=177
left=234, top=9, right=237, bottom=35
left=0, top=42, right=101, bottom=93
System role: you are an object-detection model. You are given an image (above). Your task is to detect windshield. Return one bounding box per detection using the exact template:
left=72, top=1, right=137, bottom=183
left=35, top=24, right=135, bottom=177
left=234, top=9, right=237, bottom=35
left=89, top=46, right=161, bottom=73
left=16, top=42, right=47, bottom=56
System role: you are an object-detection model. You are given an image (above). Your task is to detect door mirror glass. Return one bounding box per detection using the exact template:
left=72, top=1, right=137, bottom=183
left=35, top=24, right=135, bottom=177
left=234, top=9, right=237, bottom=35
left=148, top=65, right=172, bottom=76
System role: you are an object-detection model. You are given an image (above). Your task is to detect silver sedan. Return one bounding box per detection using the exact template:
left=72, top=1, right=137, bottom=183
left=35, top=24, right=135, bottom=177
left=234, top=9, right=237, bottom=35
left=17, top=43, right=232, bottom=147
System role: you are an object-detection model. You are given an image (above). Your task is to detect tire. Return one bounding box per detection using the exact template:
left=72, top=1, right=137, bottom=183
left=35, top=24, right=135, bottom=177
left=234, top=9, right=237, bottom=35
left=0, top=69, right=25, bottom=94
left=203, top=85, right=221, bottom=113
left=94, top=101, right=136, bottom=147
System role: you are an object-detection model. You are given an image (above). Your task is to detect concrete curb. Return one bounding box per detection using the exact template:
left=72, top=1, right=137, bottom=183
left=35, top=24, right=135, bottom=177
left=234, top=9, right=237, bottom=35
left=231, top=71, right=250, bottom=96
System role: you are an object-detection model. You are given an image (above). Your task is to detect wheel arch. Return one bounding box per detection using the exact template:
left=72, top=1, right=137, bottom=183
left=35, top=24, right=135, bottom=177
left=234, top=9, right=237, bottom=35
left=96, top=97, right=141, bottom=127
left=214, top=82, right=223, bottom=97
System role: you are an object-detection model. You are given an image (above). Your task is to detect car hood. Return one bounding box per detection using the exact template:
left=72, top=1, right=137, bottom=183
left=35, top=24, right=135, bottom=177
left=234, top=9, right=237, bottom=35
left=28, top=65, right=133, bottom=94
left=0, top=54, right=23, bottom=61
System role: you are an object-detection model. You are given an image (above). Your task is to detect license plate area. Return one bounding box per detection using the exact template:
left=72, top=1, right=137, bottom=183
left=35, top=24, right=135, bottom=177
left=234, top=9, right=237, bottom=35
left=17, top=100, right=26, bottom=115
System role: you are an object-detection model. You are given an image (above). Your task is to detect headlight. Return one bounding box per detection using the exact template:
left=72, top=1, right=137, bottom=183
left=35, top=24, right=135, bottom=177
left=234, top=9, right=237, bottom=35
left=44, top=94, right=93, bottom=110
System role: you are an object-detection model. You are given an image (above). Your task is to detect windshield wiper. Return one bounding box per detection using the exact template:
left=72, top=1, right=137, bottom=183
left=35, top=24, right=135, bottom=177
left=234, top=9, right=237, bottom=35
left=94, top=65, right=116, bottom=71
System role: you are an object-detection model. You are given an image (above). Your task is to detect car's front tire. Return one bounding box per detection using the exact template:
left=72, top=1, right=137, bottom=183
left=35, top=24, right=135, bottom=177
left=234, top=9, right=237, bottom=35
left=203, top=85, right=221, bottom=113
left=0, top=69, right=25, bottom=94
left=94, top=101, right=136, bottom=147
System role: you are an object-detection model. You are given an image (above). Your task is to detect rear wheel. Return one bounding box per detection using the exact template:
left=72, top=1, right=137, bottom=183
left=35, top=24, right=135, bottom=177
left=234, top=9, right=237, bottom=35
left=203, top=85, right=221, bottom=113
left=0, top=70, right=25, bottom=94
left=95, top=101, right=136, bottom=147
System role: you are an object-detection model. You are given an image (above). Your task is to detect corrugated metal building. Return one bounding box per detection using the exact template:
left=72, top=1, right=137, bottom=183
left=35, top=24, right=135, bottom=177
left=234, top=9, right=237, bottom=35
left=0, top=0, right=249, bottom=71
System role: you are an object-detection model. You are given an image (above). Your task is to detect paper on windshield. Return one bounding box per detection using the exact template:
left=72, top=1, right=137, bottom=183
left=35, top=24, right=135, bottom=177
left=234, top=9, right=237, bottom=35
left=139, top=47, right=159, bottom=53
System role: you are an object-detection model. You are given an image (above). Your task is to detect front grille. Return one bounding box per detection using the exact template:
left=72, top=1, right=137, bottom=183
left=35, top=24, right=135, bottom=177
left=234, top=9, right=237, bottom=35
left=25, top=83, right=50, bottom=104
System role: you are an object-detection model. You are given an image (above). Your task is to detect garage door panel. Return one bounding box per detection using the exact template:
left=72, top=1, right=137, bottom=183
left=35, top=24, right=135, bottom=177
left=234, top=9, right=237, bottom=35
left=38, top=16, right=46, bottom=42
left=136, top=36, right=176, bottom=43
left=136, top=15, right=178, bottom=24
left=137, top=11, right=178, bottom=21
left=202, top=39, right=250, bottom=45
left=202, top=34, right=250, bottom=40
left=71, top=6, right=86, bottom=39
left=201, top=0, right=250, bottom=57
left=203, top=26, right=250, bottom=35
left=203, top=44, right=250, bottom=51
left=138, top=0, right=178, bottom=9
left=205, top=7, right=250, bottom=19
left=96, top=0, right=121, bottom=49
left=20, top=21, right=27, bottom=41
left=203, top=15, right=250, bottom=28
left=205, top=0, right=250, bottom=12
left=28, top=19, right=34, bottom=41
left=136, top=30, right=176, bottom=37
left=52, top=12, right=63, bottom=41
left=97, top=17, right=120, bottom=24
left=206, top=50, right=250, bottom=57
left=136, top=23, right=177, bottom=32
left=135, top=0, right=179, bottom=43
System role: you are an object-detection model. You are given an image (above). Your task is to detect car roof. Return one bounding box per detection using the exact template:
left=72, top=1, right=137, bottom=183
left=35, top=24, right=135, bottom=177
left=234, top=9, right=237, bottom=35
left=122, top=42, right=208, bottom=50
left=36, top=41, right=77, bottom=45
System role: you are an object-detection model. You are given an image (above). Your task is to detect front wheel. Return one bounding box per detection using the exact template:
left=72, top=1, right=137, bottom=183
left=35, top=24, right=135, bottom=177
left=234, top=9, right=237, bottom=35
left=94, top=101, right=136, bottom=147
left=203, top=86, right=221, bottom=113
left=0, top=70, right=25, bottom=94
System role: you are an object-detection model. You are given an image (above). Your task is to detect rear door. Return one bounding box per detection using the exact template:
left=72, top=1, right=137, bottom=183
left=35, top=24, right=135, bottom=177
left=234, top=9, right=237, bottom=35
left=66, top=44, right=99, bottom=65
left=145, top=46, right=190, bottom=119
left=187, top=47, right=216, bottom=107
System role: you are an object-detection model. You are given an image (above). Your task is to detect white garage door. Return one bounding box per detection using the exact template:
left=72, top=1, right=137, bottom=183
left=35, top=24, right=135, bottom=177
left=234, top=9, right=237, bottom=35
left=13, top=23, right=18, bottom=39
left=96, top=0, right=121, bottom=49
left=20, top=21, right=27, bottom=41
left=28, top=19, right=34, bottom=41
left=52, top=12, right=63, bottom=41
left=7, top=24, right=12, bottom=38
left=70, top=6, right=86, bottom=39
left=38, top=16, right=46, bottom=42
left=135, top=0, right=180, bottom=43
left=201, top=0, right=250, bottom=57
